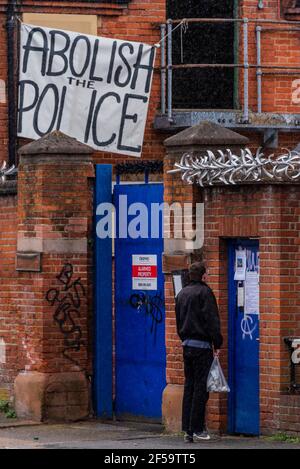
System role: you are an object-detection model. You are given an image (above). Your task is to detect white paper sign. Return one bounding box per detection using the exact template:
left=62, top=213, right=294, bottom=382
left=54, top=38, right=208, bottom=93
left=234, top=249, right=247, bottom=281
left=18, top=23, right=156, bottom=157
left=132, top=255, right=157, bottom=291
left=237, top=285, right=245, bottom=308
left=245, top=271, right=259, bottom=315
left=173, top=275, right=183, bottom=298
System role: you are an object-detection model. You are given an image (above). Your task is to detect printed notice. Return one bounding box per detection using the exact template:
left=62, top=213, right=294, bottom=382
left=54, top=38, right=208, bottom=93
left=245, top=271, right=259, bottom=315
left=173, top=275, right=183, bottom=297
left=234, top=249, right=247, bottom=281
left=132, top=255, right=157, bottom=291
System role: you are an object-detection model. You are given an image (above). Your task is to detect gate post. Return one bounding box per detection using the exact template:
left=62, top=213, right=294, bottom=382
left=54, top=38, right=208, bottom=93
left=162, top=122, right=248, bottom=432
left=14, top=131, right=94, bottom=421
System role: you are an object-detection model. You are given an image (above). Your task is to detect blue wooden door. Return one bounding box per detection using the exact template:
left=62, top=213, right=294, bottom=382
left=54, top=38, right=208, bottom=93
left=114, top=183, right=166, bottom=420
left=228, top=239, right=260, bottom=435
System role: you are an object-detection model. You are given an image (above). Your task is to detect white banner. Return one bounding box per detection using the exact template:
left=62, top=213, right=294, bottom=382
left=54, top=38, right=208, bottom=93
left=18, top=23, right=156, bottom=157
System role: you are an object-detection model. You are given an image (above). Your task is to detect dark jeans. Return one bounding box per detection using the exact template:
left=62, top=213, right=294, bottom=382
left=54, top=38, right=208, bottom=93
left=182, top=347, right=214, bottom=435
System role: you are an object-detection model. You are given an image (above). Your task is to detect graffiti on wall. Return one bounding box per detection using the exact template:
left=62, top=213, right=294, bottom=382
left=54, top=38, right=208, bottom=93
left=129, top=291, right=164, bottom=341
left=46, top=263, right=86, bottom=368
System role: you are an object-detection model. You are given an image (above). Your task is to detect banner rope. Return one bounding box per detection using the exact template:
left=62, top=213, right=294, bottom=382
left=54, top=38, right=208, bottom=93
left=154, top=18, right=188, bottom=49
left=15, top=16, right=189, bottom=53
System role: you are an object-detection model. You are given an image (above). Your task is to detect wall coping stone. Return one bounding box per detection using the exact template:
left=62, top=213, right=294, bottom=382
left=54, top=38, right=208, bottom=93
left=164, top=121, right=249, bottom=148
left=18, top=131, right=94, bottom=156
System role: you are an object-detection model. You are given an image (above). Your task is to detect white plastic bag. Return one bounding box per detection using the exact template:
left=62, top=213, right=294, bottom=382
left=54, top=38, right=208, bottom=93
left=207, top=357, right=230, bottom=393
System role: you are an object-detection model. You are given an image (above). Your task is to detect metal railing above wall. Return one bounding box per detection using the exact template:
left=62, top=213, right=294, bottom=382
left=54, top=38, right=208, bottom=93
left=159, top=17, right=300, bottom=125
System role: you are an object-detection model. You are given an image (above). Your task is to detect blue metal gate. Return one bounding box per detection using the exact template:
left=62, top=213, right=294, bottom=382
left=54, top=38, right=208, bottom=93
left=94, top=165, right=113, bottom=419
left=228, top=239, right=260, bottom=435
left=114, top=183, right=166, bottom=420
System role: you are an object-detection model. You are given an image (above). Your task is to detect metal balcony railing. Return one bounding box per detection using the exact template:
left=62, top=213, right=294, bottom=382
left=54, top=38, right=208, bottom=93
left=159, top=17, right=300, bottom=126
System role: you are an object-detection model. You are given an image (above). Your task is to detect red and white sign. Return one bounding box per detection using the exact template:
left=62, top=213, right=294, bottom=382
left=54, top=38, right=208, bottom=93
left=132, top=255, right=157, bottom=291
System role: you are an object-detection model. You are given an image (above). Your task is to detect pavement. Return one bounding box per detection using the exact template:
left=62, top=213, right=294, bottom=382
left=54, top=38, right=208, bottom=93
left=0, top=418, right=299, bottom=449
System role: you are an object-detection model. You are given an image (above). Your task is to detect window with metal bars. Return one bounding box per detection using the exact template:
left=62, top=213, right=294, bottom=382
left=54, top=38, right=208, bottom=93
left=281, top=0, right=300, bottom=14
left=166, top=0, right=237, bottom=110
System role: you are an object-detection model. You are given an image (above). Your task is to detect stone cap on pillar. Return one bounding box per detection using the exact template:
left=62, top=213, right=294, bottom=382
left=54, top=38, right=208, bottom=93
left=18, top=131, right=93, bottom=159
left=164, top=121, right=249, bottom=153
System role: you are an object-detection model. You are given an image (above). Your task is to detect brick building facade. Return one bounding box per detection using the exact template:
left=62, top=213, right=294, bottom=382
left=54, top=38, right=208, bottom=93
left=163, top=125, right=300, bottom=434
left=0, top=0, right=300, bottom=435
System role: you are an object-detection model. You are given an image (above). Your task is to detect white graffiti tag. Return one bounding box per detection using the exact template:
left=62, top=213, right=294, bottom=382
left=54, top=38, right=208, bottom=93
left=241, top=315, right=257, bottom=340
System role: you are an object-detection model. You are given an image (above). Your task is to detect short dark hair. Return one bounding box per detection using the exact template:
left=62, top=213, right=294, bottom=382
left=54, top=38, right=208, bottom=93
left=189, top=262, right=206, bottom=281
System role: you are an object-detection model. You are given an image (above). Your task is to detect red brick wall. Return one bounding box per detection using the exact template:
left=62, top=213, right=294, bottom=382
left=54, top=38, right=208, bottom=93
left=16, top=149, right=94, bottom=375
left=0, top=191, right=19, bottom=399
left=164, top=147, right=300, bottom=434
left=232, top=1, right=300, bottom=153
left=203, top=184, right=300, bottom=434
left=163, top=152, right=198, bottom=386
left=0, top=10, right=8, bottom=163
left=280, top=395, right=300, bottom=434
left=0, top=143, right=94, bottom=402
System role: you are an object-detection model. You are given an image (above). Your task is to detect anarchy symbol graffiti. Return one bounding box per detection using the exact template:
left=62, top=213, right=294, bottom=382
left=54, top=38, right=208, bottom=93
left=241, top=315, right=257, bottom=340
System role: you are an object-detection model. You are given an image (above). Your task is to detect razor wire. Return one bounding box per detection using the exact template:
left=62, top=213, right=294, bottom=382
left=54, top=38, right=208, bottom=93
left=168, top=148, right=300, bottom=186
left=0, top=161, right=17, bottom=183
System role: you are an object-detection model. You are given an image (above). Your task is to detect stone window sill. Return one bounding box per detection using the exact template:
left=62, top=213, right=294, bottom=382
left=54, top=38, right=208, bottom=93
left=284, top=9, right=300, bottom=20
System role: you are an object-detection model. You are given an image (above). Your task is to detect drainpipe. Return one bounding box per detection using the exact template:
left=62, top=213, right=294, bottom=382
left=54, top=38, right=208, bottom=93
left=243, top=18, right=249, bottom=124
left=167, top=19, right=173, bottom=123
left=160, top=23, right=166, bottom=115
left=6, top=0, right=18, bottom=167
left=256, top=26, right=262, bottom=114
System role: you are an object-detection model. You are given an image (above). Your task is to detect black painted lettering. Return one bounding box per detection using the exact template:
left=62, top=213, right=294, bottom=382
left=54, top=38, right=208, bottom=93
left=114, top=42, right=134, bottom=88
left=131, top=45, right=155, bottom=93
left=56, top=86, right=67, bottom=130
left=84, top=90, right=97, bottom=143
left=76, top=79, right=86, bottom=87
left=22, top=27, right=49, bottom=76
left=18, top=80, right=39, bottom=133
left=46, top=30, right=70, bottom=77
left=87, top=81, right=95, bottom=89
left=92, top=92, right=121, bottom=147
left=69, top=35, right=91, bottom=78
left=107, top=41, right=117, bottom=84
left=89, top=39, right=103, bottom=83
left=117, top=93, right=148, bottom=153
left=33, top=84, right=60, bottom=137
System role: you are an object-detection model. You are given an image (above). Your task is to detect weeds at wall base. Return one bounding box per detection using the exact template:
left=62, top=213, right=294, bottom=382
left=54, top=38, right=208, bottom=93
left=0, top=400, right=17, bottom=419
left=265, top=433, right=300, bottom=444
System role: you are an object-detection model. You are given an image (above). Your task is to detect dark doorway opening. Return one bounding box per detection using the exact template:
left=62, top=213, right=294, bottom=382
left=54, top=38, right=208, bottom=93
left=167, top=0, right=236, bottom=110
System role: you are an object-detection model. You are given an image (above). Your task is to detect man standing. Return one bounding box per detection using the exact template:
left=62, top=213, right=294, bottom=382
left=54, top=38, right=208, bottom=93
left=175, top=262, right=223, bottom=443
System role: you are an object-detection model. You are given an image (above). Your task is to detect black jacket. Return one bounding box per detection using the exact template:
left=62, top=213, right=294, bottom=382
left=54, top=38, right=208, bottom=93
left=175, top=280, right=223, bottom=349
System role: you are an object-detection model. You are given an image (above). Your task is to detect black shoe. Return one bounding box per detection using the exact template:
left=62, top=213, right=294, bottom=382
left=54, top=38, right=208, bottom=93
left=184, top=433, right=193, bottom=443
left=193, top=431, right=211, bottom=441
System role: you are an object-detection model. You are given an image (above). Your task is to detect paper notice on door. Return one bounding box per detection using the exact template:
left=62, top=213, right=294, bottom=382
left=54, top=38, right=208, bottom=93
left=234, top=249, right=247, bottom=281
left=237, top=285, right=245, bottom=308
left=245, top=271, right=259, bottom=315
left=132, top=255, right=157, bottom=290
